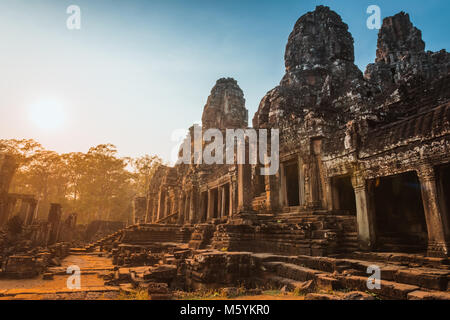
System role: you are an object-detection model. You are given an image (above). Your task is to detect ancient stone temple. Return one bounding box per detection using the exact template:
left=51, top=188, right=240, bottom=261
left=138, top=6, right=450, bottom=259
left=145, top=78, right=249, bottom=225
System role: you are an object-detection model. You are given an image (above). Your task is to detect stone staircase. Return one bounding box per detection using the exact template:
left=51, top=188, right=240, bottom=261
left=252, top=252, right=450, bottom=299
left=188, top=224, right=215, bottom=250
left=83, top=230, right=124, bottom=252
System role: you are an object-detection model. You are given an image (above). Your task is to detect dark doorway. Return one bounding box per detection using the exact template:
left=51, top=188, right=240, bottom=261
left=255, top=166, right=266, bottom=195
left=201, top=192, right=208, bottom=222
left=333, top=176, right=356, bottom=215
left=374, top=172, right=428, bottom=253
left=212, top=188, right=219, bottom=218
left=438, top=164, right=450, bottom=228
left=158, top=192, right=165, bottom=221
left=285, top=162, right=300, bottom=207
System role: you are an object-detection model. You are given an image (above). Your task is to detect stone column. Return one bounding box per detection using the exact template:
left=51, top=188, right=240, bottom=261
left=417, top=165, right=450, bottom=257
left=25, top=199, right=38, bottom=225
left=0, top=197, right=17, bottom=227
left=163, top=194, right=170, bottom=219
left=177, top=195, right=184, bottom=224
left=150, top=198, right=157, bottom=223
left=230, top=178, right=238, bottom=216
left=351, top=173, right=376, bottom=250
left=279, top=162, right=287, bottom=207
left=221, top=186, right=226, bottom=219
left=145, top=197, right=152, bottom=223
left=18, top=199, right=29, bottom=222
left=298, top=156, right=306, bottom=208
left=308, top=156, right=321, bottom=209
left=325, top=177, right=334, bottom=211
left=47, top=203, right=62, bottom=245
left=189, top=190, right=196, bottom=223
left=207, top=189, right=214, bottom=220
left=156, top=190, right=165, bottom=222
left=185, top=193, right=191, bottom=223
left=237, top=162, right=253, bottom=213
left=217, top=186, right=223, bottom=218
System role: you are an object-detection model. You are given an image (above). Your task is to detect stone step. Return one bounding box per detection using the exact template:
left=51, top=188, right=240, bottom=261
left=407, top=290, right=450, bottom=300
left=348, top=251, right=450, bottom=268
left=255, top=253, right=450, bottom=292
left=338, top=275, right=420, bottom=300
left=263, top=261, right=326, bottom=282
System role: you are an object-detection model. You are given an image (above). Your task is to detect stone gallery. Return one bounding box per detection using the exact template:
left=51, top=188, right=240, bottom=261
left=144, top=7, right=450, bottom=258
left=0, top=6, right=449, bottom=300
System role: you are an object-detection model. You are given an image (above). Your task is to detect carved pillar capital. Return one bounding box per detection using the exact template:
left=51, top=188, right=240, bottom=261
left=351, top=172, right=366, bottom=191
left=416, top=164, right=436, bottom=182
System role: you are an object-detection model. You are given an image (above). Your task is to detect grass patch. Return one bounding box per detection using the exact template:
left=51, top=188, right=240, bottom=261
left=118, top=289, right=149, bottom=300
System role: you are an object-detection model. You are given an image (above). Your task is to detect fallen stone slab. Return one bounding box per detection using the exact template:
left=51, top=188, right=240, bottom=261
left=305, top=293, right=340, bottom=300
left=394, top=268, right=449, bottom=291
left=407, top=290, right=450, bottom=300
left=343, top=291, right=376, bottom=300
left=42, top=273, right=54, bottom=280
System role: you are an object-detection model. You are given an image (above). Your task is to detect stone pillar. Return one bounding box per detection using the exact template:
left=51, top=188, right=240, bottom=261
left=216, top=187, right=222, bottom=219
left=18, top=199, right=29, bottom=222
left=298, top=156, right=305, bottom=208
left=325, top=177, right=334, bottom=211
left=164, top=194, right=170, bottom=219
left=133, top=197, right=147, bottom=224
left=230, top=179, right=237, bottom=216
left=237, top=163, right=253, bottom=213
left=0, top=197, right=17, bottom=227
left=207, top=189, right=214, bottom=220
left=417, top=165, right=450, bottom=257
left=145, top=197, right=152, bottom=223
left=308, top=156, right=321, bottom=209
left=47, top=203, right=62, bottom=245
left=266, top=172, right=281, bottom=213
left=150, top=198, right=157, bottom=223
left=171, top=195, right=177, bottom=218
left=185, top=193, right=191, bottom=223
left=178, top=195, right=185, bottom=224
left=351, top=174, right=376, bottom=250
left=25, top=199, right=38, bottom=225
left=279, top=162, right=287, bottom=207
left=156, top=189, right=165, bottom=222
left=189, top=190, right=196, bottom=223
left=221, top=186, right=226, bottom=219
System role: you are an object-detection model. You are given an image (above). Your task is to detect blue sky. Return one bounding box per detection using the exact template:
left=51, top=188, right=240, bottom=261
left=0, top=0, right=448, bottom=162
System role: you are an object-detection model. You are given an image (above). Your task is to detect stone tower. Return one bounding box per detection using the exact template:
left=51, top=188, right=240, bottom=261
left=201, top=78, right=248, bottom=130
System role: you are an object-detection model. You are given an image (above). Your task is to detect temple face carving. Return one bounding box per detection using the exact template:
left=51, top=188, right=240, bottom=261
left=142, top=6, right=450, bottom=258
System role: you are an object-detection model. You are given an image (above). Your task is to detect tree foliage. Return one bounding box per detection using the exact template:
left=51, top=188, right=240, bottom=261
left=0, top=139, right=162, bottom=225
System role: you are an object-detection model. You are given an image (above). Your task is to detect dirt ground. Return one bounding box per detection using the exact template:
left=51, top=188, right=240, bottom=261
left=0, top=253, right=119, bottom=300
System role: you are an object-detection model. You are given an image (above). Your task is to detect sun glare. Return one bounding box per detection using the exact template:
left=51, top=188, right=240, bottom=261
left=28, top=99, right=67, bottom=130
